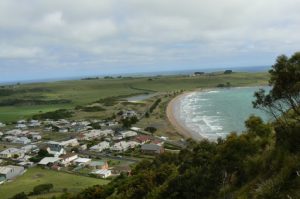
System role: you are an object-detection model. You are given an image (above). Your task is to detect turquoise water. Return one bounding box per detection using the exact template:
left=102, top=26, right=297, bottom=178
left=178, top=87, right=271, bottom=140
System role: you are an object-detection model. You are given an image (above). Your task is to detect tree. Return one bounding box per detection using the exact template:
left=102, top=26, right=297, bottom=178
left=253, top=52, right=300, bottom=150
left=253, top=52, right=300, bottom=122
left=38, top=148, right=50, bottom=157
left=33, top=183, right=54, bottom=195
left=9, top=192, right=28, bottom=199
left=245, top=116, right=272, bottom=137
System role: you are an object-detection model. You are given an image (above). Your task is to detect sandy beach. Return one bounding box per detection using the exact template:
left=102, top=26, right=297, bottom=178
left=166, top=92, right=204, bottom=140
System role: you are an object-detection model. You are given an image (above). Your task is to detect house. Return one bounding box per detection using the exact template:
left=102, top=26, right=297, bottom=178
left=106, top=121, right=118, bottom=127
left=46, top=141, right=66, bottom=157
left=134, top=135, right=151, bottom=144
left=89, top=160, right=108, bottom=170
left=60, top=139, right=79, bottom=147
left=38, top=157, right=61, bottom=166
left=15, top=123, right=27, bottom=129
left=5, top=129, right=23, bottom=136
left=3, top=135, right=16, bottom=142
left=12, top=137, right=31, bottom=145
left=28, top=120, right=41, bottom=128
left=110, top=141, right=128, bottom=152
left=44, top=126, right=53, bottom=132
left=78, top=129, right=114, bottom=141
left=0, top=148, right=25, bottom=159
left=29, top=132, right=42, bottom=141
left=80, top=144, right=87, bottom=151
left=73, top=157, right=91, bottom=166
left=120, top=130, right=137, bottom=138
left=59, top=128, right=69, bottom=133
left=18, top=161, right=34, bottom=168
left=141, top=144, right=164, bottom=154
left=122, top=110, right=137, bottom=119
left=130, top=127, right=141, bottom=132
left=59, top=153, right=78, bottom=166
left=91, top=169, right=111, bottom=178
left=0, top=122, right=6, bottom=128
left=112, top=165, right=132, bottom=176
left=0, top=165, right=25, bottom=180
left=21, top=145, right=38, bottom=153
left=126, top=141, right=140, bottom=148
left=89, top=141, right=110, bottom=152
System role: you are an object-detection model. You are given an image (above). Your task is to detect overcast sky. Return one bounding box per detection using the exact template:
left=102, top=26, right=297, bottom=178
left=0, top=0, right=299, bottom=82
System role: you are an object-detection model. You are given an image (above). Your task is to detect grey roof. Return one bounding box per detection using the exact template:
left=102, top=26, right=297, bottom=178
left=141, top=144, right=162, bottom=151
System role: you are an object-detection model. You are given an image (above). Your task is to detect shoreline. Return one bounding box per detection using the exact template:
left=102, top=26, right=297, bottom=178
left=166, top=91, right=204, bottom=140
left=166, top=85, right=270, bottom=141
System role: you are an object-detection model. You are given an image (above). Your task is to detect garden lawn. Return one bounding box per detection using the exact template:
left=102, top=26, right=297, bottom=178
left=0, top=167, right=109, bottom=199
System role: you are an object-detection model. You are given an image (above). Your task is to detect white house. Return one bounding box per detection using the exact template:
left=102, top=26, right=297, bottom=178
left=5, top=129, right=23, bottom=136
left=12, top=137, right=31, bottom=145
left=91, top=169, right=112, bottom=178
left=46, top=141, right=66, bottom=157
left=90, top=141, right=110, bottom=152
left=120, top=130, right=137, bottom=138
left=110, top=141, right=138, bottom=152
left=60, top=139, right=79, bottom=147
left=15, top=124, right=27, bottom=129
left=59, top=153, right=78, bottom=166
left=0, top=165, right=25, bottom=180
left=38, top=157, right=61, bottom=166
left=73, top=157, right=92, bottom=166
left=0, top=122, right=6, bottom=128
left=0, top=148, right=25, bottom=159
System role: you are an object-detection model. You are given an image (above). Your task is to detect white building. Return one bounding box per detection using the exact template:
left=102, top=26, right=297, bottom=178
left=0, top=122, right=6, bottom=128
left=5, top=129, right=23, bottom=136
left=91, top=169, right=112, bottom=178
left=0, top=165, right=25, bottom=180
left=90, top=141, right=110, bottom=152
left=73, top=157, right=92, bottom=166
left=15, top=124, right=27, bottom=129
left=60, top=153, right=78, bottom=166
left=46, top=141, right=66, bottom=157
left=79, top=129, right=114, bottom=141
left=120, top=130, right=137, bottom=138
left=60, top=139, right=79, bottom=147
left=12, top=137, right=31, bottom=145
left=38, top=157, right=61, bottom=166
left=0, top=148, right=25, bottom=159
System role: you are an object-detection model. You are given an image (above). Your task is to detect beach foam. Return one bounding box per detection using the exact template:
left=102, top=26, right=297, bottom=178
left=173, top=87, right=270, bottom=140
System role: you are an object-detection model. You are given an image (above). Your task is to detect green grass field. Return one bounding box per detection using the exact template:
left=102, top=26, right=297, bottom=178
left=0, top=72, right=269, bottom=122
left=0, top=167, right=109, bottom=199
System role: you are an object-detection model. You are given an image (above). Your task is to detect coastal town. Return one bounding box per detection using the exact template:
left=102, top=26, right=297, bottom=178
left=0, top=106, right=184, bottom=186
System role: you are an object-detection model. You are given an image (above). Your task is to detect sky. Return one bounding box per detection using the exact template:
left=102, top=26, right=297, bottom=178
left=0, top=0, right=299, bottom=82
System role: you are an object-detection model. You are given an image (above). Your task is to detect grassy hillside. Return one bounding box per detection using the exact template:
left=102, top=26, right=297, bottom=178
left=0, top=72, right=269, bottom=121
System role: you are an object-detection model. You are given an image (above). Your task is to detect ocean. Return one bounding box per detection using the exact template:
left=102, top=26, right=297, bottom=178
left=176, top=87, right=271, bottom=140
